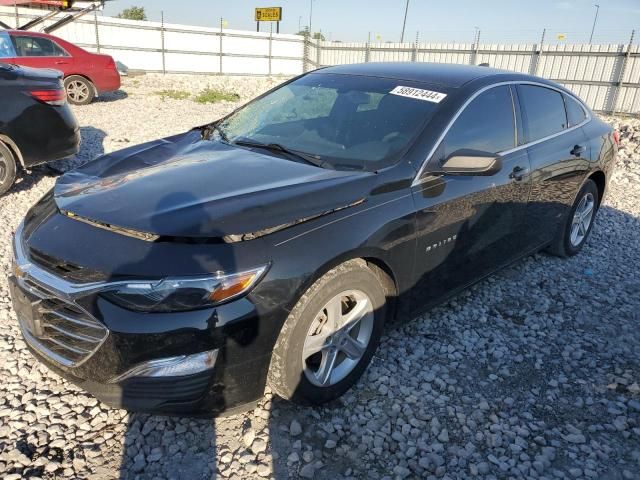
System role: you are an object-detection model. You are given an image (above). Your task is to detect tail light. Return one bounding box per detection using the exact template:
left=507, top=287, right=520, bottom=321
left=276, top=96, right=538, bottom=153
left=27, top=89, right=67, bottom=106
left=613, top=130, right=620, bottom=146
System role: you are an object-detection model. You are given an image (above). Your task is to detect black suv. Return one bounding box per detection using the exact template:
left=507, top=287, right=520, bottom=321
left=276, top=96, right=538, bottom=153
left=0, top=62, right=79, bottom=194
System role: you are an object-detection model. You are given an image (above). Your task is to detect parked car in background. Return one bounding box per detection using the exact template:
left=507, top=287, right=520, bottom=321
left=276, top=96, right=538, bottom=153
left=0, top=29, right=120, bottom=105
left=8, top=63, right=617, bottom=415
left=0, top=62, right=79, bottom=194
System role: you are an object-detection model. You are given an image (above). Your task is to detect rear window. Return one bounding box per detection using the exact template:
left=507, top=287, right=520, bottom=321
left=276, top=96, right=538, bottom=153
left=564, top=94, right=587, bottom=127
left=517, top=85, right=567, bottom=143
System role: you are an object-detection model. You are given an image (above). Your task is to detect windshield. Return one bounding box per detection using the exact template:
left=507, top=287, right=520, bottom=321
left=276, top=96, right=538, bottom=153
left=0, top=31, right=16, bottom=59
left=217, top=73, right=447, bottom=171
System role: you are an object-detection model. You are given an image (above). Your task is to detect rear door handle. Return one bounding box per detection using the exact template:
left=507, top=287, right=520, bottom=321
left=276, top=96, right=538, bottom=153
left=509, top=165, right=529, bottom=181
left=55, top=61, right=69, bottom=65
left=571, top=144, right=586, bottom=157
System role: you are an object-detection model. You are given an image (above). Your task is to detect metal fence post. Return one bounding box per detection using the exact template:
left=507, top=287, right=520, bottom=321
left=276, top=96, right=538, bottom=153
left=268, top=23, right=273, bottom=76
left=302, top=36, right=308, bottom=73
left=412, top=31, right=419, bottom=62
left=471, top=29, right=481, bottom=65
left=94, top=11, right=101, bottom=53
left=160, top=11, right=166, bottom=74
left=219, top=18, right=224, bottom=75
left=532, top=28, right=546, bottom=76
left=316, top=38, right=321, bottom=68
left=611, top=29, right=635, bottom=114
left=365, top=32, right=371, bottom=63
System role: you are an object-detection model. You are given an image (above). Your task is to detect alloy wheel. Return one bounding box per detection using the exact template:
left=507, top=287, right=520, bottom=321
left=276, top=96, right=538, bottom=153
left=67, top=80, right=90, bottom=103
left=570, top=192, right=595, bottom=247
left=302, top=289, right=374, bottom=387
left=0, top=152, right=6, bottom=183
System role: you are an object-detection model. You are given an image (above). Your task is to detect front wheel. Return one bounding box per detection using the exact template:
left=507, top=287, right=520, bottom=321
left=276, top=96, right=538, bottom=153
left=64, top=76, right=95, bottom=105
left=268, top=260, right=387, bottom=405
left=547, top=179, right=599, bottom=257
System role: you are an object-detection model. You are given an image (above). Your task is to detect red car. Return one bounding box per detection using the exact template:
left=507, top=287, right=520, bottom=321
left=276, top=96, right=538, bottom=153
left=0, top=29, right=120, bottom=105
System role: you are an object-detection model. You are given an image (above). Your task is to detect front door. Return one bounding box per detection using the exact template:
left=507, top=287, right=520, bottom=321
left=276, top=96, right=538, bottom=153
left=408, top=84, right=532, bottom=313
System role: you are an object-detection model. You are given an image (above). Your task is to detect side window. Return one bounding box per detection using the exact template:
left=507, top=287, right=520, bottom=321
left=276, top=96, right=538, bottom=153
left=438, top=85, right=515, bottom=161
left=564, top=94, right=587, bottom=127
left=0, top=32, right=16, bottom=58
left=12, top=35, right=67, bottom=57
left=518, top=85, right=567, bottom=143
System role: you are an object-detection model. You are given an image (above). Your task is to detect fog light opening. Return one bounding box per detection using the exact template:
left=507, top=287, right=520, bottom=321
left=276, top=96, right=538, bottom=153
left=109, top=349, right=218, bottom=383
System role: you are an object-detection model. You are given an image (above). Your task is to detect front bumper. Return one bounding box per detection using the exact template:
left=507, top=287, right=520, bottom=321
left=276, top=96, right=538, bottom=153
left=8, top=222, right=272, bottom=416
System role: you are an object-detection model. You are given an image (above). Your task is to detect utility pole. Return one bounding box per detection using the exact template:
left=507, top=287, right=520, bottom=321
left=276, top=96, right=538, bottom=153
left=298, top=15, right=302, bottom=32
left=589, top=4, right=599, bottom=44
left=309, top=0, right=314, bottom=39
left=400, top=0, right=410, bottom=43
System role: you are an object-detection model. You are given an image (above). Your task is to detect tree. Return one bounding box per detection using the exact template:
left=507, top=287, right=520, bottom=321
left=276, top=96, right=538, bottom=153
left=116, top=6, right=147, bottom=21
left=296, top=28, right=325, bottom=41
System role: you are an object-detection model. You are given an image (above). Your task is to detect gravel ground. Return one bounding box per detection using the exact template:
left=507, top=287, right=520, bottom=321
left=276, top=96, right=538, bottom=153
left=0, top=74, right=639, bottom=480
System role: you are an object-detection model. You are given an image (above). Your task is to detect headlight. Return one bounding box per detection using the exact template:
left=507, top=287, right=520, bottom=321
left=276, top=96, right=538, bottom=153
left=100, top=265, right=268, bottom=312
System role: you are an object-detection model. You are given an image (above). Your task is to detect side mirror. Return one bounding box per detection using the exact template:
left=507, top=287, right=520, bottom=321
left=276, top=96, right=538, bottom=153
left=437, top=149, right=502, bottom=176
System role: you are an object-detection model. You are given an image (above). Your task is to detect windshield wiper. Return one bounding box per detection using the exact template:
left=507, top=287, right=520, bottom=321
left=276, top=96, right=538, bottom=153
left=199, top=121, right=230, bottom=143
left=233, top=139, right=331, bottom=169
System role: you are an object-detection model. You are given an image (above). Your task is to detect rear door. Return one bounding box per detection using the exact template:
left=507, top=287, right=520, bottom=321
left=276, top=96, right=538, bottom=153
left=408, top=84, right=532, bottom=313
left=10, top=33, right=74, bottom=76
left=516, top=84, right=590, bottom=250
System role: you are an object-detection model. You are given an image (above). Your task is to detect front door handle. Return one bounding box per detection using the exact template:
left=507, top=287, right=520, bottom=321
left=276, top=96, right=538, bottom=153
left=509, top=165, right=529, bottom=181
left=55, top=61, right=69, bottom=65
left=571, top=144, right=586, bottom=157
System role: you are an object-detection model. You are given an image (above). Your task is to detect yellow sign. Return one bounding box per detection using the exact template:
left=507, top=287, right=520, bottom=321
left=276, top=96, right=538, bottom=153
left=557, top=34, right=566, bottom=41
left=255, top=7, right=282, bottom=22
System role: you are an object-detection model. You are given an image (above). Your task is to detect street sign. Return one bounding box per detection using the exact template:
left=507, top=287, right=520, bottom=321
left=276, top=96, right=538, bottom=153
left=255, top=7, right=282, bottom=22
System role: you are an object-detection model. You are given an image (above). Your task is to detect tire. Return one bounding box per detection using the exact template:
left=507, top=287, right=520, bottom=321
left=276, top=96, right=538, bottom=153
left=268, top=259, right=387, bottom=405
left=0, top=141, right=17, bottom=196
left=64, top=75, right=95, bottom=105
left=547, top=179, right=599, bottom=257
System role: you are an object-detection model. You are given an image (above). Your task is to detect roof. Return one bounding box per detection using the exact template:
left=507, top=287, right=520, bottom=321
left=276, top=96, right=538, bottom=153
left=316, top=62, right=516, bottom=88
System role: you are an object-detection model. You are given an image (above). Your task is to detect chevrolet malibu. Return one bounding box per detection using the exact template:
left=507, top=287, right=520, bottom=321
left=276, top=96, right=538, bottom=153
left=9, top=63, right=617, bottom=415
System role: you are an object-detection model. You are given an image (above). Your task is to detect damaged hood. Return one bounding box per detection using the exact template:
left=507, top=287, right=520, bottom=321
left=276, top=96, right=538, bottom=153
left=54, top=131, right=374, bottom=239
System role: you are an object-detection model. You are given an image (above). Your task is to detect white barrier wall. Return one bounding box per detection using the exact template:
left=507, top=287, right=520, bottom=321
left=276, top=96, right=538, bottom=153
left=0, top=6, right=304, bottom=75
left=1, top=6, right=638, bottom=113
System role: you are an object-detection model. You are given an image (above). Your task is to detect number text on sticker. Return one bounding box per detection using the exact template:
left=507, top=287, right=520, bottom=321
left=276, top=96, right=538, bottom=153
left=390, top=86, right=447, bottom=103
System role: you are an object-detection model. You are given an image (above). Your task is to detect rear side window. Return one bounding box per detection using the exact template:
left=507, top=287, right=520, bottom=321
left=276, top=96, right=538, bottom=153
left=564, top=94, right=587, bottom=127
left=438, top=85, right=515, bottom=160
left=11, top=35, right=68, bottom=57
left=518, top=85, right=567, bottom=143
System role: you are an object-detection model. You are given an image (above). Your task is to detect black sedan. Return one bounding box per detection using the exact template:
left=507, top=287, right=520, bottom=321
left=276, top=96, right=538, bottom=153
left=8, top=63, right=617, bottom=415
left=0, top=62, right=80, bottom=195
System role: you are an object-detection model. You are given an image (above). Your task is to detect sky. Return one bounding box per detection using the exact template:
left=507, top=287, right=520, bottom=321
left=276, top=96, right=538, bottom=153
left=103, top=0, right=640, bottom=44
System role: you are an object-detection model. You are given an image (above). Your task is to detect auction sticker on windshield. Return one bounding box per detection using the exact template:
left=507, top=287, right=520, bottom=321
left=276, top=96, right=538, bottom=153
left=390, top=86, right=447, bottom=103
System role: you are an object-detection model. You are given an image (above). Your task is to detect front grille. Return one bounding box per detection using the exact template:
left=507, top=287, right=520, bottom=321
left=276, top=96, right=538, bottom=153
left=28, top=247, right=108, bottom=284
left=19, top=278, right=108, bottom=368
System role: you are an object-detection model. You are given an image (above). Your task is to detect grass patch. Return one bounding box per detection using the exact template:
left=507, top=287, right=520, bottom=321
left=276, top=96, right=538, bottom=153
left=155, top=89, right=190, bottom=101
left=194, top=88, right=240, bottom=104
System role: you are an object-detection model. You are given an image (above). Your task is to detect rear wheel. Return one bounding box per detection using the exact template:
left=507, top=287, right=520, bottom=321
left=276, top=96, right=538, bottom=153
left=64, top=76, right=95, bottom=105
left=268, top=260, right=387, bottom=405
left=547, top=179, right=599, bottom=257
left=0, top=142, right=17, bottom=196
